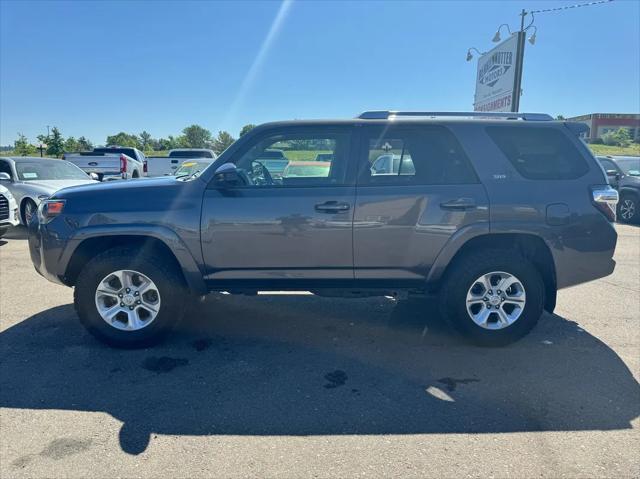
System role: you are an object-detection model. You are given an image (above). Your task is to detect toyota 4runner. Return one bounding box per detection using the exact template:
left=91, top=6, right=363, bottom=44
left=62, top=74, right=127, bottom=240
left=28, top=111, right=619, bottom=348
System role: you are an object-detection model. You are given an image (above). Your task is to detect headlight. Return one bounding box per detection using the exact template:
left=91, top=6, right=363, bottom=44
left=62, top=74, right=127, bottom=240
left=37, top=199, right=65, bottom=223
left=37, top=194, right=50, bottom=201
left=3, top=190, right=13, bottom=200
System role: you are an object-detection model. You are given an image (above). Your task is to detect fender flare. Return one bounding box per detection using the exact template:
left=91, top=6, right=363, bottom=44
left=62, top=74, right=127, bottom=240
left=619, top=187, right=639, bottom=199
left=58, top=224, right=207, bottom=295
left=425, top=222, right=490, bottom=285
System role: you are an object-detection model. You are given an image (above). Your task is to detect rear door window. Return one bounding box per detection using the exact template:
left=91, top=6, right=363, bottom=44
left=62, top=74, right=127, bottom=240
left=486, top=126, right=589, bottom=180
left=359, top=126, right=478, bottom=185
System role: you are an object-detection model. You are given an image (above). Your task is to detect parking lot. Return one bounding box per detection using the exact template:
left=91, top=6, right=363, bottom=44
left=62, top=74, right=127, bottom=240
left=0, top=224, right=638, bottom=478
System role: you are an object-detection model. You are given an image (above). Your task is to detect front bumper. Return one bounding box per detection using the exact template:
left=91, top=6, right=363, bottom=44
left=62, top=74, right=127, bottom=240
left=0, top=212, right=19, bottom=227
left=28, top=217, right=67, bottom=286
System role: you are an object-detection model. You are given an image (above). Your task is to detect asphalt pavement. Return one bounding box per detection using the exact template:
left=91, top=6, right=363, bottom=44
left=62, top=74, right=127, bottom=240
left=1, top=225, right=638, bottom=478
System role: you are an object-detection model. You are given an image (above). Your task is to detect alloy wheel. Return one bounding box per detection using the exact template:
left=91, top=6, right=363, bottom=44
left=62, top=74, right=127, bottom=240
left=466, top=271, right=526, bottom=330
left=94, top=269, right=161, bottom=331
left=619, top=199, right=636, bottom=221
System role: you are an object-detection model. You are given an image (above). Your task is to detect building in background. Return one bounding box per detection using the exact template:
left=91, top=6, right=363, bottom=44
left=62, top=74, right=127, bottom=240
left=567, top=113, right=640, bottom=141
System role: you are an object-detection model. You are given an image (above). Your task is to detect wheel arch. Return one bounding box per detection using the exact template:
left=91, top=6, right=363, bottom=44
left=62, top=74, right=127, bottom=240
left=19, top=196, right=38, bottom=224
left=619, top=187, right=639, bottom=199
left=61, top=228, right=206, bottom=295
left=431, top=233, right=557, bottom=313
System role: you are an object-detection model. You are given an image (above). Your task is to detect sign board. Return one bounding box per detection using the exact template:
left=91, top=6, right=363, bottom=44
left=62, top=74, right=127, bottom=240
left=473, top=34, right=518, bottom=112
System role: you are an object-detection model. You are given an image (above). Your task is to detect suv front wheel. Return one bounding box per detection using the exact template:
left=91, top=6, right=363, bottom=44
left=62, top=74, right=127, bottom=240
left=74, top=247, right=187, bottom=348
left=439, top=249, right=544, bottom=347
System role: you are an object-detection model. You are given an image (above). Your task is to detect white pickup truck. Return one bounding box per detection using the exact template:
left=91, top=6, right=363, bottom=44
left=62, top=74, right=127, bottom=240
left=145, top=148, right=216, bottom=177
left=63, top=147, right=146, bottom=181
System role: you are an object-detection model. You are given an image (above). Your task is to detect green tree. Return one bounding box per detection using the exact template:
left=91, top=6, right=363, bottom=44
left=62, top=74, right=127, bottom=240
left=139, top=131, right=153, bottom=151
left=64, top=136, right=80, bottom=152
left=602, top=128, right=632, bottom=147
left=77, top=136, right=93, bottom=151
left=38, top=127, right=65, bottom=157
left=105, top=132, right=141, bottom=148
left=556, top=115, right=566, bottom=120
left=182, top=124, right=212, bottom=148
left=239, top=124, right=256, bottom=137
left=14, top=133, right=36, bottom=156
left=213, top=130, right=235, bottom=155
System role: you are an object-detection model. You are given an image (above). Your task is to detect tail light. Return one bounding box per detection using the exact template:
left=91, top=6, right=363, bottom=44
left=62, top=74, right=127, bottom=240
left=591, top=185, right=618, bottom=222
left=143, top=159, right=148, bottom=174
left=37, top=199, right=65, bottom=223
left=120, top=154, right=127, bottom=173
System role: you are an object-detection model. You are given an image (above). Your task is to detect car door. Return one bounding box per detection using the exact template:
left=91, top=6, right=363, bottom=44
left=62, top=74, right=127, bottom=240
left=201, top=125, right=356, bottom=288
left=353, top=124, right=489, bottom=286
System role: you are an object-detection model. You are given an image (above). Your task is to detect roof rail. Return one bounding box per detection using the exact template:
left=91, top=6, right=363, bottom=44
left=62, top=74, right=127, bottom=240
left=357, top=111, right=554, bottom=121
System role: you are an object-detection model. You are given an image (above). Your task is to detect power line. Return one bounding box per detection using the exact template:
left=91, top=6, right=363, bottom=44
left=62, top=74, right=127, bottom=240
left=530, top=0, right=614, bottom=15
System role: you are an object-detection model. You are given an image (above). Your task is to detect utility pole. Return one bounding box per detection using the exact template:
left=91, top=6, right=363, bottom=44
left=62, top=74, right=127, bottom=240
left=511, top=9, right=528, bottom=112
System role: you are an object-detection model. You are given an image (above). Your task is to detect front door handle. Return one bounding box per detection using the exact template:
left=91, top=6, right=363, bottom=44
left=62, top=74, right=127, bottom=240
left=440, top=198, right=476, bottom=210
left=315, top=201, right=350, bottom=213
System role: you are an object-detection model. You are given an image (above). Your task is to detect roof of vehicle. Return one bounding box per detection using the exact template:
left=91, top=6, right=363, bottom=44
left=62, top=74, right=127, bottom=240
left=3, top=157, right=68, bottom=162
left=249, top=117, right=564, bottom=134
left=169, top=148, right=215, bottom=152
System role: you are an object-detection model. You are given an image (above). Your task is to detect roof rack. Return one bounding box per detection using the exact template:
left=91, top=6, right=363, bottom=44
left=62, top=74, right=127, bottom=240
left=357, top=111, right=554, bottom=121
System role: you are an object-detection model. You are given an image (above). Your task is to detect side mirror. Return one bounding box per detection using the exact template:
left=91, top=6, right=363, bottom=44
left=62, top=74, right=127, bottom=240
left=606, top=169, right=621, bottom=181
left=89, top=172, right=100, bottom=181
left=213, top=163, right=242, bottom=188
left=0, top=172, right=11, bottom=181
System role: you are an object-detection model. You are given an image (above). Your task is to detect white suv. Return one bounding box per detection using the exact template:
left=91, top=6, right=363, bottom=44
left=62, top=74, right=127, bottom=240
left=0, top=183, right=19, bottom=238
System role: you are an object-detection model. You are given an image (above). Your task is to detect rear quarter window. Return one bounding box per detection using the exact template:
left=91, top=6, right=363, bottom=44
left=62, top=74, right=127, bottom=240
left=486, top=126, right=589, bottom=180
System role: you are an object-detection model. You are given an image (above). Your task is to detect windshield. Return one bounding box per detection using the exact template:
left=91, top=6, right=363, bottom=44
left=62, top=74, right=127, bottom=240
left=174, top=160, right=214, bottom=177
left=15, top=161, right=90, bottom=181
left=615, top=158, right=640, bottom=176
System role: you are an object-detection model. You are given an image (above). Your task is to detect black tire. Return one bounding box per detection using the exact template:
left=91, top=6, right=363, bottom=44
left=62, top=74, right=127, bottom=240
left=21, top=198, right=37, bottom=225
left=439, top=249, right=544, bottom=347
left=0, top=226, right=8, bottom=238
left=73, top=247, right=187, bottom=348
left=617, top=194, right=638, bottom=224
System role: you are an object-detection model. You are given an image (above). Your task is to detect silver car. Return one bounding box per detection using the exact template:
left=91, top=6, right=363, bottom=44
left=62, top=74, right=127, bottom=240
left=0, top=157, right=98, bottom=224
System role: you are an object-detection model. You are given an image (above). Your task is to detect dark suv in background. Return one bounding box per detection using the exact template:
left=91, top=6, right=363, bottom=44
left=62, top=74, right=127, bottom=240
left=28, top=111, right=619, bottom=348
left=597, top=156, right=640, bottom=223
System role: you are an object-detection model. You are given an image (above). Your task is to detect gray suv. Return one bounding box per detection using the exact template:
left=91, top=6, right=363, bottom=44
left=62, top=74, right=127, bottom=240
left=28, top=111, right=619, bottom=348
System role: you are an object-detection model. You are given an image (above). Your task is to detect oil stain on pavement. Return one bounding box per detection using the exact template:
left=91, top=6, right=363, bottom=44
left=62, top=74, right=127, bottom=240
left=324, top=370, right=348, bottom=388
left=12, top=438, right=92, bottom=468
left=437, top=377, right=479, bottom=391
left=141, top=356, right=189, bottom=373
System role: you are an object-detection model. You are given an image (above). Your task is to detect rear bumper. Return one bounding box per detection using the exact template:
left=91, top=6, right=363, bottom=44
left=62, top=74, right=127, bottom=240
left=552, top=219, right=618, bottom=289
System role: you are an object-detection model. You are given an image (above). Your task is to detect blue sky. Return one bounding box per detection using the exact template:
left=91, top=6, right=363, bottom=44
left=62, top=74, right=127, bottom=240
left=1, top=0, right=638, bottom=145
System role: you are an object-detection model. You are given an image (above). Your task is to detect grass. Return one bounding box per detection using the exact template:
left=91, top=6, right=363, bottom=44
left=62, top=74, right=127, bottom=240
left=588, top=144, right=640, bottom=157
left=4, top=143, right=638, bottom=161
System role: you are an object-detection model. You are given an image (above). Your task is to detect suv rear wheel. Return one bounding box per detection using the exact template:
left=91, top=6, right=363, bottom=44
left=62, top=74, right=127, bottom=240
left=439, top=249, right=544, bottom=347
left=74, top=247, right=187, bottom=348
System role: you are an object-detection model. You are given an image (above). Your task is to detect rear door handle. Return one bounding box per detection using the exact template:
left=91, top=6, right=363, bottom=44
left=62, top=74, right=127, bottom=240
left=440, top=198, right=476, bottom=210
left=315, top=201, right=350, bottom=213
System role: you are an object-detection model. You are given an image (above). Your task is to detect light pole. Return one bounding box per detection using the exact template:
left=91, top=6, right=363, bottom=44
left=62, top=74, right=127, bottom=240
left=511, top=9, right=532, bottom=113
left=489, top=9, right=537, bottom=112
left=467, top=9, right=537, bottom=113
